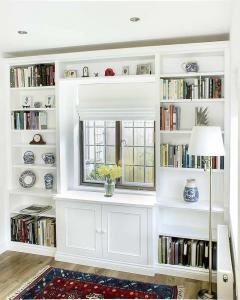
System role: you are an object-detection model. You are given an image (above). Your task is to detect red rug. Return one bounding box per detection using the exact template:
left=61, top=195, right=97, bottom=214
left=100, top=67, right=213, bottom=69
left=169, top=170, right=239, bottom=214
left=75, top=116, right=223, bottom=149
left=8, top=266, right=184, bottom=299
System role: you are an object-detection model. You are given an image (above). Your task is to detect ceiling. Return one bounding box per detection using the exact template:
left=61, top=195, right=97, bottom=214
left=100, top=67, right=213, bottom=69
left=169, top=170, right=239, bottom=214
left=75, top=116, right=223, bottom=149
left=0, top=1, right=231, bottom=56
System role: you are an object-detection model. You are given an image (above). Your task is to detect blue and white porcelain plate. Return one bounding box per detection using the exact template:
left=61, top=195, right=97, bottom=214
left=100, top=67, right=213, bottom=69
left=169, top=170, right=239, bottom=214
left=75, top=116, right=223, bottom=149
left=19, top=170, right=36, bottom=188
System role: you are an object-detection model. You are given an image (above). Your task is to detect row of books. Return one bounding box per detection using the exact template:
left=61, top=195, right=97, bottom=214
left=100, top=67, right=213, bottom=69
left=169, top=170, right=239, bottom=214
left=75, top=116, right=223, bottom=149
left=10, top=64, right=55, bottom=88
left=13, top=111, right=47, bottom=130
left=160, top=144, right=224, bottom=169
left=158, top=236, right=217, bottom=270
left=161, top=77, right=223, bottom=100
left=11, top=214, right=56, bottom=247
left=160, top=106, right=181, bottom=130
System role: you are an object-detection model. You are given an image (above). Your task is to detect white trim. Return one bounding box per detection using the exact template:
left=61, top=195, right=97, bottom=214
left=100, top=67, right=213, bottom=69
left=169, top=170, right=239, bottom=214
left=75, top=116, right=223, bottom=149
left=155, top=263, right=217, bottom=282
left=9, top=241, right=56, bottom=257
left=55, top=251, right=154, bottom=276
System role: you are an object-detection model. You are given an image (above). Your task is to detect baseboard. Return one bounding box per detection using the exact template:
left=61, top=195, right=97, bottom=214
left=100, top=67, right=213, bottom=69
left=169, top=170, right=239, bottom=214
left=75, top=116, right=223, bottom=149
left=155, top=264, right=217, bottom=282
left=9, top=241, right=56, bottom=257
left=0, top=242, right=7, bottom=254
left=55, top=251, right=155, bottom=276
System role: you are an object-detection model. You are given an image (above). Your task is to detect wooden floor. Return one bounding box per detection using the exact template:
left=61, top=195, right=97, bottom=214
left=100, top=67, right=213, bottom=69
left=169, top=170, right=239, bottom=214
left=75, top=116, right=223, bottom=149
left=0, top=251, right=215, bottom=299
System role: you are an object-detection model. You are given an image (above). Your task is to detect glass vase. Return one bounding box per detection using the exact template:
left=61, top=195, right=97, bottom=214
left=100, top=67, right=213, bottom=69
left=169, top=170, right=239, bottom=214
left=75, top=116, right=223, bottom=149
left=104, top=180, right=115, bottom=197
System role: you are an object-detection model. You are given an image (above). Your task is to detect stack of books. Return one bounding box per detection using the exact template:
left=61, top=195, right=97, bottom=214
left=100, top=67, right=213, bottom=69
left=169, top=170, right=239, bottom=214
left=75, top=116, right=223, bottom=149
left=160, top=143, right=224, bottom=169
left=11, top=214, right=56, bottom=247
left=160, top=105, right=181, bottom=130
left=13, top=111, right=47, bottom=130
left=10, top=64, right=55, bottom=88
left=20, top=205, right=52, bottom=215
left=158, top=236, right=217, bottom=270
left=161, top=77, right=223, bottom=100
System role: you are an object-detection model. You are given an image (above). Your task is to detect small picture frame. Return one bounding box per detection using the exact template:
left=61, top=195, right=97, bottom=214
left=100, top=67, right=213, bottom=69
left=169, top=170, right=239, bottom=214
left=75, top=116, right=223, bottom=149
left=122, top=66, right=129, bottom=75
left=64, top=70, right=78, bottom=78
left=21, top=96, right=33, bottom=108
left=136, top=63, right=152, bottom=75
left=45, top=95, right=55, bottom=108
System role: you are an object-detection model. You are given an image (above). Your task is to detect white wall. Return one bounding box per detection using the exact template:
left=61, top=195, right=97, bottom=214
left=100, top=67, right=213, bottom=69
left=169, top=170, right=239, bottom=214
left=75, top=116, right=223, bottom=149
left=230, top=0, right=240, bottom=296
left=0, top=55, right=7, bottom=252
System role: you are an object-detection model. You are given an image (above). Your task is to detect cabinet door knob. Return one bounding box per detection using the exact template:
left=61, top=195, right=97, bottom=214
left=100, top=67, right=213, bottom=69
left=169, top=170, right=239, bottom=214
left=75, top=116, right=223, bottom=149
left=102, top=229, right=107, bottom=234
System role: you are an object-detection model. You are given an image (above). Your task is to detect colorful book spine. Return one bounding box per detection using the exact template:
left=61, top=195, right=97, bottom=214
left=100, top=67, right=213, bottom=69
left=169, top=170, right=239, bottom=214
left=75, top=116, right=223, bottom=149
left=160, top=105, right=181, bottom=130
left=10, top=64, right=55, bottom=88
left=160, top=144, right=224, bottom=169
left=161, top=76, right=224, bottom=100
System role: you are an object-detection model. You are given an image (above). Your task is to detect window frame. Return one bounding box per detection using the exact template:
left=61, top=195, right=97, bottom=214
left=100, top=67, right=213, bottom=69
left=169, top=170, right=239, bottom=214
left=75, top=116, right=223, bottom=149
left=79, top=121, right=155, bottom=191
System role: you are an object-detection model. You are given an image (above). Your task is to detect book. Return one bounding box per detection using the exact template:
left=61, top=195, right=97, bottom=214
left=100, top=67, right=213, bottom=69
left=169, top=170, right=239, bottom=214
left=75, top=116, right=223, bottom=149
left=158, top=236, right=217, bottom=270
left=10, top=64, right=55, bottom=88
left=20, top=205, right=52, bottom=215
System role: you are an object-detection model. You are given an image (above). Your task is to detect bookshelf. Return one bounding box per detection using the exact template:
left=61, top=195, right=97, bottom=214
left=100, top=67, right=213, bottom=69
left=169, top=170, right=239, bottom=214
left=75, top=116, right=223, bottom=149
left=8, top=62, right=57, bottom=254
left=3, top=42, right=230, bottom=280
left=156, top=46, right=228, bottom=280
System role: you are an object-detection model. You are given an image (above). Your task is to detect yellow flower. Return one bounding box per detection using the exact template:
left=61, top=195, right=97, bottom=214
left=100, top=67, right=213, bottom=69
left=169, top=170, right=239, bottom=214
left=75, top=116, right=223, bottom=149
left=97, top=165, right=110, bottom=177
left=110, top=165, right=122, bottom=180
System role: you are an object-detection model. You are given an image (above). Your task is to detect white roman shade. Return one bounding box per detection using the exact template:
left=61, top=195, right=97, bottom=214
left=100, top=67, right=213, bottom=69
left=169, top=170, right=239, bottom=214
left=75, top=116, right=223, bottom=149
left=77, top=78, right=156, bottom=120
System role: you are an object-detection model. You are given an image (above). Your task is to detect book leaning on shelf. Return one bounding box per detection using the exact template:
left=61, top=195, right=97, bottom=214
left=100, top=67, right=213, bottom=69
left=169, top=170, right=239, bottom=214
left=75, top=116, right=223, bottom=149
left=160, top=105, right=181, bottom=130
left=10, top=64, right=55, bottom=88
left=13, top=111, right=47, bottom=130
left=161, top=77, right=223, bottom=100
left=158, top=236, right=217, bottom=270
left=160, top=143, right=224, bottom=169
left=11, top=214, right=56, bottom=247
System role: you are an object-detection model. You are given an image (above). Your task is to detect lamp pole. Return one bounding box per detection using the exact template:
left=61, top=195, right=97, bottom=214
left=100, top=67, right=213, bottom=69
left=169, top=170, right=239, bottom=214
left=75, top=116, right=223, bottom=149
left=198, top=156, right=216, bottom=299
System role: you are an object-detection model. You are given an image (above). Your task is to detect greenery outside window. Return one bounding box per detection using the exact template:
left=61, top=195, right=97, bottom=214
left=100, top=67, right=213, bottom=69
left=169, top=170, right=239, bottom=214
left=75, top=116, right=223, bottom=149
left=80, top=120, right=155, bottom=190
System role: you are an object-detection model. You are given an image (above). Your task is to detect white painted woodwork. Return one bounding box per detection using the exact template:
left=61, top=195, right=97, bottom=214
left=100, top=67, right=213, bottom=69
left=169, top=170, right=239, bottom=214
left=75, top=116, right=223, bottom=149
left=57, top=201, right=102, bottom=258
left=102, top=205, right=148, bottom=264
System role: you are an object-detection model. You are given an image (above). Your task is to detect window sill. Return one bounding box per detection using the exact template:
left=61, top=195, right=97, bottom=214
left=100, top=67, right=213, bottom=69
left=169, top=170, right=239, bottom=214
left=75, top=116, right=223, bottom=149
left=55, top=186, right=156, bottom=207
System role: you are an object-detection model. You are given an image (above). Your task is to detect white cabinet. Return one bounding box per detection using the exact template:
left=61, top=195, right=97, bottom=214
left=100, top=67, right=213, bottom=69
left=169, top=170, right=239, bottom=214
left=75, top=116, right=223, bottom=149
left=57, top=201, right=102, bottom=258
left=102, top=205, right=148, bottom=264
left=56, top=200, right=151, bottom=266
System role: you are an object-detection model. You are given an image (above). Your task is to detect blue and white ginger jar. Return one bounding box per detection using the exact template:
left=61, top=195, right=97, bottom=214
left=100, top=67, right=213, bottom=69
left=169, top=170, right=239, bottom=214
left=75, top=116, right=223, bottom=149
left=183, top=179, right=199, bottom=202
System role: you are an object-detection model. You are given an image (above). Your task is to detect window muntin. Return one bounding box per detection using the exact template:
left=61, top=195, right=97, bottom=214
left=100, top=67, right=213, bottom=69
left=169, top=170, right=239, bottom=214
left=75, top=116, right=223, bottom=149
left=81, top=120, right=155, bottom=189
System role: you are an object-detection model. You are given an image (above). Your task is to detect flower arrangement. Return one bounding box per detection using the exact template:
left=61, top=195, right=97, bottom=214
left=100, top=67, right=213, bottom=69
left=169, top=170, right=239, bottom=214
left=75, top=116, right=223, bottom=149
left=97, top=165, right=122, bottom=183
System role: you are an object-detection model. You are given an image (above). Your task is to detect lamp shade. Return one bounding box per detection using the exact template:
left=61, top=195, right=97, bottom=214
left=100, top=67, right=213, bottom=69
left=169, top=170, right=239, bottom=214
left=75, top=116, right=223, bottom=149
left=188, top=126, right=225, bottom=156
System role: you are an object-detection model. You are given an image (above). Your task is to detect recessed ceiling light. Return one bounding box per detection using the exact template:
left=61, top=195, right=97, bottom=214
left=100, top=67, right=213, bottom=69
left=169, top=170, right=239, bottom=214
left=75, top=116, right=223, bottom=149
left=130, top=17, right=140, bottom=22
left=17, top=30, right=28, bottom=35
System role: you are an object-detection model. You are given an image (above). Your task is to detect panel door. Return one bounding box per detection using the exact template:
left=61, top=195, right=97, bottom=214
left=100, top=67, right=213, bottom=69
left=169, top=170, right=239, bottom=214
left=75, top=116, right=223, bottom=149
left=56, top=201, right=102, bottom=258
left=102, top=205, right=148, bottom=264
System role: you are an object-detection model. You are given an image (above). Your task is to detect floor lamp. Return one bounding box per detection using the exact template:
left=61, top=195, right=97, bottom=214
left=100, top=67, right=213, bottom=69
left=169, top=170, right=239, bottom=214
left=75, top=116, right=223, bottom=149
left=188, top=126, right=225, bottom=299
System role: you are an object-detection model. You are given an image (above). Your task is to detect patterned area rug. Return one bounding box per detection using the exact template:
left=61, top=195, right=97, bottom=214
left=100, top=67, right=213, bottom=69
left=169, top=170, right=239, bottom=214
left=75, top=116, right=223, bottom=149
left=8, top=266, right=184, bottom=299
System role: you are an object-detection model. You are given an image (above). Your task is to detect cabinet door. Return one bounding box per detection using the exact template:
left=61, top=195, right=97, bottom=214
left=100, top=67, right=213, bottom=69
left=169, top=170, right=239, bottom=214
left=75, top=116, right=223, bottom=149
left=56, top=201, right=102, bottom=258
left=102, top=205, right=148, bottom=264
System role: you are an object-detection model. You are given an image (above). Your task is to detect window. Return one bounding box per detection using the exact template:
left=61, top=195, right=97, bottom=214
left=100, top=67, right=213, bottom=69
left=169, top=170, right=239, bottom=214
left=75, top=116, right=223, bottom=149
left=80, top=120, right=155, bottom=189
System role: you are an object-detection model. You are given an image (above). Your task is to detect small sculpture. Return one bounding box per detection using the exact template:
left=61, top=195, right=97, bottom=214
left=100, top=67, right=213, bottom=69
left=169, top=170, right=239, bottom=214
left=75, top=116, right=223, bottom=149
left=94, top=72, right=99, bottom=77
left=105, top=68, right=115, bottom=76
left=195, top=107, right=208, bottom=126
left=82, top=66, right=89, bottom=77
left=182, top=62, right=199, bottom=73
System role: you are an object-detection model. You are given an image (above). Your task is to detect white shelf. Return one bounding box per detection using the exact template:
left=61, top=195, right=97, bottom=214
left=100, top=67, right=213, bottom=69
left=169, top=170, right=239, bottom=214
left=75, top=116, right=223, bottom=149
left=10, top=86, right=55, bottom=91
left=11, top=108, right=56, bottom=112
left=160, top=71, right=224, bottom=78
left=12, top=164, right=56, bottom=170
left=159, top=224, right=217, bottom=241
left=60, top=74, right=156, bottom=84
left=159, top=167, right=224, bottom=173
left=11, top=206, right=56, bottom=218
left=12, top=144, right=56, bottom=148
left=12, top=129, right=56, bottom=133
left=155, top=263, right=216, bottom=282
left=9, top=188, right=56, bottom=198
left=9, top=241, right=56, bottom=257
left=160, top=130, right=224, bottom=134
left=157, top=198, right=224, bottom=213
left=160, top=98, right=225, bottom=103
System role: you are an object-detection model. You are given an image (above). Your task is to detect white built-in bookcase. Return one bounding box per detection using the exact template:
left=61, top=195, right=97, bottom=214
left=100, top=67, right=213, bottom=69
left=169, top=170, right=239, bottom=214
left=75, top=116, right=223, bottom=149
left=5, top=42, right=230, bottom=278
